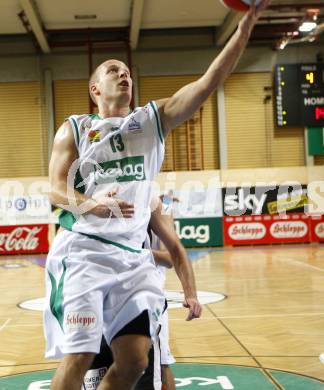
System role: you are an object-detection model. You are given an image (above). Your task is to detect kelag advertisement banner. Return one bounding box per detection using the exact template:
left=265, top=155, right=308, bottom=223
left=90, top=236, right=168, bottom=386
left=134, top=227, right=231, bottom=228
left=174, top=217, right=223, bottom=247
left=168, top=185, right=223, bottom=247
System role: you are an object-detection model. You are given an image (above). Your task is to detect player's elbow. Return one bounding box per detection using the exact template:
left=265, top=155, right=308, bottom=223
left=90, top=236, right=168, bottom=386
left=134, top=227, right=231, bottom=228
left=163, top=257, right=173, bottom=269
left=170, top=242, right=186, bottom=267
left=48, top=189, right=60, bottom=207
left=48, top=181, right=65, bottom=206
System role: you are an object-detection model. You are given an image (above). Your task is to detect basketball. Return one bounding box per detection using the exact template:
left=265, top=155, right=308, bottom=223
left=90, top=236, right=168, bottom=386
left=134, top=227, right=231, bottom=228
left=220, top=0, right=262, bottom=12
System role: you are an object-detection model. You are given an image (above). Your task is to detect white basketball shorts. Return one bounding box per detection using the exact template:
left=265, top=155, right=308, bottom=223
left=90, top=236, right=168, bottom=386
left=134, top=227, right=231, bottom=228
left=43, top=230, right=165, bottom=359
left=160, top=309, right=176, bottom=365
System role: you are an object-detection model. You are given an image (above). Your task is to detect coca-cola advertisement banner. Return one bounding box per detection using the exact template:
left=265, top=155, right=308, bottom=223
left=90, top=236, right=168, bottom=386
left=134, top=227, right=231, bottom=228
left=224, top=214, right=311, bottom=245
left=223, top=185, right=308, bottom=216
left=0, top=224, right=49, bottom=255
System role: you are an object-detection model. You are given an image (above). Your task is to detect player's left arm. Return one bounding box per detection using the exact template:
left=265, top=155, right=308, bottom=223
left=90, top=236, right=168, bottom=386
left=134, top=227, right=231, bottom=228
left=152, top=249, right=173, bottom=269
left=150, top=204, right=202, bottom=321
left=156, top=0, right=270, bottom=136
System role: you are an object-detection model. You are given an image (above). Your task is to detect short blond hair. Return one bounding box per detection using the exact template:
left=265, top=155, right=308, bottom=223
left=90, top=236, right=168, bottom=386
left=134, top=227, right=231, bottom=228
left=89, top=65, right=101, bottom=105
left=88, top=60, right=130, bottom=105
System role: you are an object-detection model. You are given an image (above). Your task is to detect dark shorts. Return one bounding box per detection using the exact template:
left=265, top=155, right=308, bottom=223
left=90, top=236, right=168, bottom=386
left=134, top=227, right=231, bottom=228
left=89, top=310, right=157, bottom=390
left=113, top=309, right=150, bottom=340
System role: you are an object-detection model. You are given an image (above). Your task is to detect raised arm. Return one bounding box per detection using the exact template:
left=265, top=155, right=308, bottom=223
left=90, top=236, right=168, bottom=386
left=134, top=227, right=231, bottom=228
left=158, top=0, right=270, bottom=135
left=149, top=201, right=202, bottom=320
left=49, top=121, right=134, bottom=218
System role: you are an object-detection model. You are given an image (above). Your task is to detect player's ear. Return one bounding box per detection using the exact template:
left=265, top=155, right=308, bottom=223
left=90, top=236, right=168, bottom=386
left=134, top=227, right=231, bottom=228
left=90, top=83, right=99, bottom=97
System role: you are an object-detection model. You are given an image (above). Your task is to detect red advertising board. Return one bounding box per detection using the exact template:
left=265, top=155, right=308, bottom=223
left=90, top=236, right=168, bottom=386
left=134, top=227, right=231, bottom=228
left=310, top=215, right=324, bottom=242
left=0, top=224, right=49, bottom=255
left=224, top=214, right=311, bottom=245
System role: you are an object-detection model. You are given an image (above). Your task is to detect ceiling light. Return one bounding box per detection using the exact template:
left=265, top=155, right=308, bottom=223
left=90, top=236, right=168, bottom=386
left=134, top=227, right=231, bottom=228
left=299, top=21, right=317, bottom=32
left=287, top=31, right=299, bottom=37
left=277, top=37, right=289, bottom=50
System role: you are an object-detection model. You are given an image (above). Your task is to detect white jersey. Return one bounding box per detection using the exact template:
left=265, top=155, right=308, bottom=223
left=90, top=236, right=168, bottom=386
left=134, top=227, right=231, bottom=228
left=59, top=101, right=164, bottom=252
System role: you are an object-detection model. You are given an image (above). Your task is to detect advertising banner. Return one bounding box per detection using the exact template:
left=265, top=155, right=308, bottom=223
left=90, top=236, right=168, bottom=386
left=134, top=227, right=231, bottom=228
left=223, top=214, right=311, bottom=245
left=310, top=215, right=324, bottom=242
left=222, top=185, right=308, bottom=216
left=0, top=195, right=52, bottom=226
left=174, top=217, right=223, bottom=247
left=171, top=186, right=223, bottom=219
left=0, top=224, right=49, bottom=255
left=165, top=183, right=223, bottom=247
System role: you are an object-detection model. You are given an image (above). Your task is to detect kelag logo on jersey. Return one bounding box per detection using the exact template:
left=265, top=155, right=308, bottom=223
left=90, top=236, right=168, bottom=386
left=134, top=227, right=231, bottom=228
left=93, top=156, right=146, bottom=184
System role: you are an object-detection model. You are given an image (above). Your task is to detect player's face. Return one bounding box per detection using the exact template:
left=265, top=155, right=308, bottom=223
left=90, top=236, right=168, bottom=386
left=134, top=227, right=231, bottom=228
left=97, top=60, right=132, bottom=105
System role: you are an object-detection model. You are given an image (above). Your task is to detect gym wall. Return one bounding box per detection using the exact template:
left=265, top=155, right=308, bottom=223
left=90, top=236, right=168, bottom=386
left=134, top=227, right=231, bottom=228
left=0, top=43, right=323, bottom=178
left=0, top=81, right=47, bottom=178
left=224, top=72, right=304, bottom=168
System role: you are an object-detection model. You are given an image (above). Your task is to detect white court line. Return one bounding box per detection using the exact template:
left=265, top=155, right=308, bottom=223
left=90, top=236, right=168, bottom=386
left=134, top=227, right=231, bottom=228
left=276, top=256, right=324, bottom=273
left=169, top=311, right=324, bottom=320
left=0, top=318, right=11, bottom=332
left=217, top=312, right=324, bottom=319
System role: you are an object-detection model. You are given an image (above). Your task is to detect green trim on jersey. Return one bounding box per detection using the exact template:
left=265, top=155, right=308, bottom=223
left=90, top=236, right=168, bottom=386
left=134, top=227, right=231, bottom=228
left=59, top=210, right=76, bottom=230
left=59, top=211, right=142, bottom=253
left=70, top=117, right=80, bottom=146
left=74, top=168, right=86, bottom=193
left=89, top=113, right=102, bottom=120
left=79, top=232, right=142, bottom=253
left=149, top=101, right=164, bottom=144
left=48, top=258, right=67, bottom=330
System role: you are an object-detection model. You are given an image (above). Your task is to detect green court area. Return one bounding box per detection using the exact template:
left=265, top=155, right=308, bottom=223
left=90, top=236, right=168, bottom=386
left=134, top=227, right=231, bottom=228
left=1, top=363, right=324, bottom=390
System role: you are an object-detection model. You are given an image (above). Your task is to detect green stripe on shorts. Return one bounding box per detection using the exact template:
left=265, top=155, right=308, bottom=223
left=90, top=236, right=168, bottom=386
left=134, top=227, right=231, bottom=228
left=48, top=258, right=67, bottom=329
left=79, top=232, right=142, bottom=253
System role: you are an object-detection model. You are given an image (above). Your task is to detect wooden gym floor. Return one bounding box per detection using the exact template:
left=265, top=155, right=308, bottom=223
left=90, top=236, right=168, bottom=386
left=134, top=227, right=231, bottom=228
left=0, top=244, right=324, bottom=387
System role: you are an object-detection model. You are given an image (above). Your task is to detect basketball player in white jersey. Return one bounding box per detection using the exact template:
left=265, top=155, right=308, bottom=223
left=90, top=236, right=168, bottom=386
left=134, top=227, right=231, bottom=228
left=45, top=1, right=270, bottom=389
left=86, top=198, right=190, bottom=390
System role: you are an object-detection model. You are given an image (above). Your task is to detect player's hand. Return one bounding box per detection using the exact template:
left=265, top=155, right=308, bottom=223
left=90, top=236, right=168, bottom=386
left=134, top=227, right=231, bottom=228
left=92, top=192, right=134, bottom=218
left=239, top=0, right=271, bottom=36
left=107, top=197, right=135, bottom=218
left=183, top=297, right=202, bottom=321
left=255, top=0, right=271, bottom=15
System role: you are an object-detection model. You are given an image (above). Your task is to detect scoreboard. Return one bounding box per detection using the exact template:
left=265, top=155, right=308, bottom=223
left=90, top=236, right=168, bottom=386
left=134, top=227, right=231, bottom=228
left=275, top=63, right=324, bottom=127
